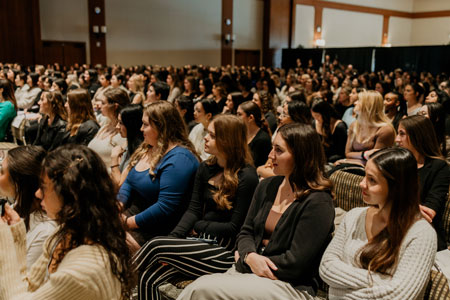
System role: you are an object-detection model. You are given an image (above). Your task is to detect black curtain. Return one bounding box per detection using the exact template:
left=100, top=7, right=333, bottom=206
left=325, top=47, right=373, bottom=73
left=282, top=48, right=323, bottom=70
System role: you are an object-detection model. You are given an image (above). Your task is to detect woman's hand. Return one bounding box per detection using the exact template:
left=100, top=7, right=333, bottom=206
left=1, top=204, right=21, bottom=225
left=246, top=252, right=278, bottom=280
left=111, top=145, right=125, bottom=161
left=419, top=205, right=436, bottom=223
left=234, top=250, right=240, bottom=263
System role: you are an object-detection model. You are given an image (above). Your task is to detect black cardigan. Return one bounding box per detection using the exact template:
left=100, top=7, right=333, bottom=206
left=32, top=115, right=67, bottom=151
left=58, top=119, right=100, bottom=146
left=418, top=158, right=450, bottom=251
left=170, top=162, right=259, bottom=250
left=235, top=176, right=335, bottom=296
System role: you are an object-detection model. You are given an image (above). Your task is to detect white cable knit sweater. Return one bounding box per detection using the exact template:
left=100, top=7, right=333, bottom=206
left=320, top=207, right=437, bottom=300
left=0, top=220, right=122, bottom=300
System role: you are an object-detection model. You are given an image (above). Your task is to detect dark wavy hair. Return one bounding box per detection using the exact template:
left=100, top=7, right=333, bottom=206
left=311, top=100, right=340, bottom=147
left=7, top=145, right=46, bottom=230
left=358, top=147, right=420, bottom=274
left=425, top=102, right=447, bottom=156
left=42, top=145, right=134, bottom=298
left=286, top=100, right=312, bottom=125
left=278, top=123, right=332, bottom=200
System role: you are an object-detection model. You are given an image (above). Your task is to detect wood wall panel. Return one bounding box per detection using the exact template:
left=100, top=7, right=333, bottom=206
left=88, top=0, right=106, bottom=66
left=221, top=0, right=233, bottom=66
left=0, top=0, right=42, bottom=65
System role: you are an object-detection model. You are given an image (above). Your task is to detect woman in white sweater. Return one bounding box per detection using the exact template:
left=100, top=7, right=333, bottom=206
left=320, top=147, right=437, bottom=300
left=0, top=145, right=134, bottom=299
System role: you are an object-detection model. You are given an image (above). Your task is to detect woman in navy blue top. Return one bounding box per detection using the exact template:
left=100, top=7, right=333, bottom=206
left=118, top=101, right=200, bottom=249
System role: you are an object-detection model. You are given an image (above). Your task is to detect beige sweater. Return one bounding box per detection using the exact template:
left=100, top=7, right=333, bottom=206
left=320, top=207, right=437, bottom=300
left=0, top=220, right=122, bottom=300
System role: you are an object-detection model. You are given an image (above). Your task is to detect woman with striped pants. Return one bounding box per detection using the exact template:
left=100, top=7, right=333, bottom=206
left=133, top=114, right=260, bottom=300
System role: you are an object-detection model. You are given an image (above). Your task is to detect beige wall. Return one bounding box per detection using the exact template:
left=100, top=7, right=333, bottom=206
left=40, top=0, right=90, bottom=63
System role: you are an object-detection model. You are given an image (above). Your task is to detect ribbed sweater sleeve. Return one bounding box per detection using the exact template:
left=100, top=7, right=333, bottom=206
left=0, top=220, right=122, bottom=300
left=320, top=208, right=437, bottom=300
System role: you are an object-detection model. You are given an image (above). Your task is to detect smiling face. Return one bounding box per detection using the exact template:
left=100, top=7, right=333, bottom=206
left=360, top=159, right=389, bottom=208
left=268, top=133, right=294, bottom=177
left=35, top=174, right=63, bottom=220
left=38, top=92, right=52, bottom=115
left=141, top=113, right=159, bottom=146
left=425, top=91, right=438, bottom=103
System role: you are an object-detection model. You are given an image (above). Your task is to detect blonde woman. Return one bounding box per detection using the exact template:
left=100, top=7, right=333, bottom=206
left=128, top=74, right=145, bottom=105
left=337, top=90, right=395, bottom=166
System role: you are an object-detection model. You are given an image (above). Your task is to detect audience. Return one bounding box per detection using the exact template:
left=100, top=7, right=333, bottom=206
left=133, top=114, right=259, bottom=300
left=178, top=123, right=334, bottom=300
left=0, top=145, right=134, bottom=299
left=320, top=147, right=437, bottom=300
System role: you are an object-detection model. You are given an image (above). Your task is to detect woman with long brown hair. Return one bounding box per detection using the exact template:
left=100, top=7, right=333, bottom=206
left=395, top=115, right=449, bottom=250
left=320, top=147, right=437, bottom=299
left=0, top=78, right=17, bottom=141
left=117, top=101, right=200, bottom=249
left=133, top=114, right=259, bottom=300
left=32, top=91, right=67, bottom=151
left=179, top=123, right=334, bottom=300
left=62, top=88, right=100, bottom=145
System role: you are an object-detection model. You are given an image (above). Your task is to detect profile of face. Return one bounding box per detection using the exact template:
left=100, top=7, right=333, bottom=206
left=204, top=121, right=219, bottom=156
left=395, top=124, right=414, bottom=153
left=141, top=113, right=159, bottom=147
left=360, top=159, right=389, bottom=208
left=146, top=85, right=157, bottom=103
left=0, top=157, right=15, bottom=198
left=184, top=79, right=191, bottom=92
left=50, top=82, right=59, bottom=92
left=236, top=106, right=250, bottom=125
left=279, top=103, right=292, bottom=126
left=166, top=75, right=173, bottom=86
left=99, top=75, right=109, bottom=88
left=127, top=78, right=136, bottom=91
left=417, top=105, right=429, bottom=118
left=225, top=94, right=233, bottom=111
left=375, top=83, right=383, bottom=95
left=252, top=93, right=262, bottom=109
left=100, top=97, right=114, bottom=119
left=349, top=88, right=359, bottom=104
left=268, top=133, right=294, bottom=177
left=44, top=78, right=52, bottom=91
left=116, top=113, right=127, bottom=138
left=84, top=70, right=91, bottom=82
left=193, top=102, right=209, bottom=125
left=35, top=174, right=63, bottom=220
left=15, top=75, right=23, bottom=87
left=403, top=85, right=416, bottom=102
left=38, top=92, right=51, bottom=115
left=111, top=75, right=119, bottom=88
left=6, top=70, right=14, bottom=82
left=199, top=80, right=205, bottom=93
left=425, top=91, right=438, bottom=103
left=175, top=100, right=186, bottom=118
left=338, top=90, right=350, bottom=104
left=383, top=93, right=398, bottom=112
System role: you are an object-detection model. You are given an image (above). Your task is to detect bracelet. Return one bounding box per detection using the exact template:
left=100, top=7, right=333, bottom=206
left=361, top=151, right=366, bottom=161
left=111, top=164, right=120, bottom=169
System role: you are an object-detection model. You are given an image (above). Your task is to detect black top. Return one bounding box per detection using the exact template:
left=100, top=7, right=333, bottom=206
left=235, top=176, right=334, bottom=296
left=170, top=162, right=259, bottom=250
left=87, top=83, right=100, bottom=99
left=249, top=129, right=272, bottom=167
left=32, top=115, right=67, bottom=151
left=418, top=158, right=450, bottom=251
left=323, top=121, right=347, bottom=163
left=58, top=119, right=100, bottom=146
left=334, top=103, right=352, bottom=119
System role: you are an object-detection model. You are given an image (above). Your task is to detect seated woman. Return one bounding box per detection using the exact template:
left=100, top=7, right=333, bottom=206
left=175, top=95, right=196, bottom=132
left=0, top=145, right=56, bottom=269
left=166, top=73, right=182, bottom=103
left=257, top=100, right=312, bottom=179
left=403, top=83, right=423, bottom=116
left=237, top=101, right=272, bottom=167
left=128, top=74, right=145, bottom=105
left=339, top=90, right=395, bottom=167
left=183, top=76, right=198, bottom=100
left=0, top=79, right=17, bottom=141
left=92, top=72, right=112, bottom=104
left=118, top=101, right=200, bottom=248
left=418, top=102, right=447, bottom=157
left=179, top=123, right=335, bottom=300
left=396, top=115, right=450, bottom=250
left=383, top=91, right=406, bottom=132
left=111, top=104, right=144, bottom=185
left=111, top=74, right=129, bottom=94
left=133, top=114, right=259, bottom=300
left=223, top=92, right=244, bottom=114
left=320, top=147, right=437, bottom=299
left=311, top=100, right=347, bottom=163
left=32, top=91, right=67, bottom=151
left=88, top=88, right=129, bottom=171
left=252, top=90, right=277, bottom=134
left=0, top=145, right=134, bottom=299
left=189, top=98, right=219, bottom=161
left=61, top=89, right=100, bottom=145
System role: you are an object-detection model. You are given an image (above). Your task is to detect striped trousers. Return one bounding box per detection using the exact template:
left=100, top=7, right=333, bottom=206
left=133, top=236, right=235, bottom=300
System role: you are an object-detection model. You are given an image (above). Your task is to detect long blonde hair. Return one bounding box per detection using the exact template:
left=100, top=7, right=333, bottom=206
left=206, top=114, right=253, bottom=210
left=128, top=101, right=199, bottom=175
left=353, top=90, right=393, bottom=143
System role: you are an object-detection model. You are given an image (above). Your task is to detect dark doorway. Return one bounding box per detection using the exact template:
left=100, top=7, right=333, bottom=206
left=235, top=49, right=261, bottom=67
left=42, top=41, right=86, bottom=67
